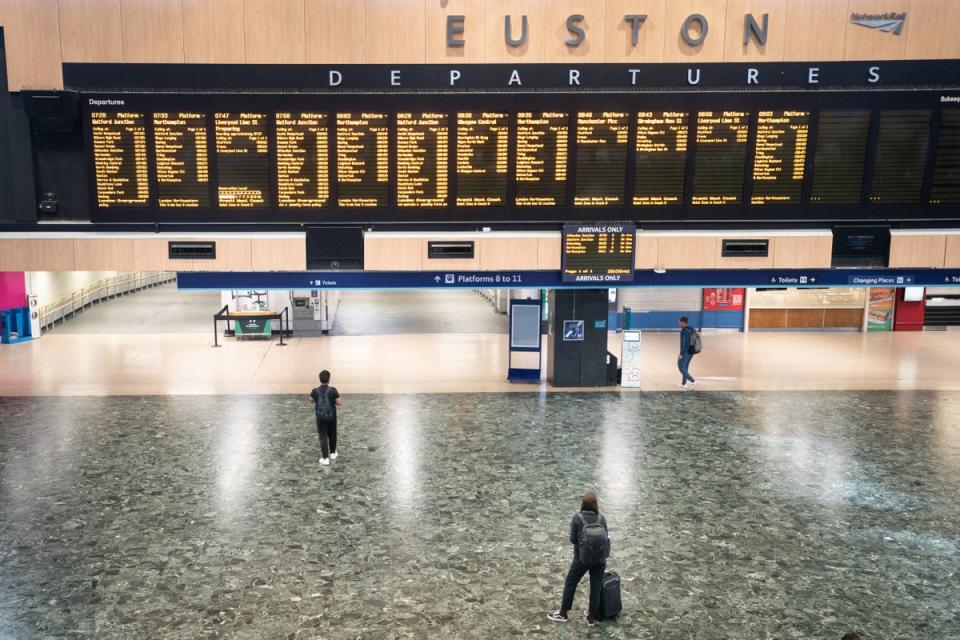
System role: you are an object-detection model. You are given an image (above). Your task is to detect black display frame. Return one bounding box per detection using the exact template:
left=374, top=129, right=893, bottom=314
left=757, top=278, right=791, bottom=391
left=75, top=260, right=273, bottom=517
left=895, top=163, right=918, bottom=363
left=80, top=89, right=960, bottom=225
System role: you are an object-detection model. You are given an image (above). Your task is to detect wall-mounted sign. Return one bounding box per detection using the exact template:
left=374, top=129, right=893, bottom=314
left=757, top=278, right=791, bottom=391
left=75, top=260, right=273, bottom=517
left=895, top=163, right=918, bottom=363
left=563, top=320, right=585, bottom=342
left=562, top=225, right=636, bottom=284
left=851, top=12, right=907, bottom=36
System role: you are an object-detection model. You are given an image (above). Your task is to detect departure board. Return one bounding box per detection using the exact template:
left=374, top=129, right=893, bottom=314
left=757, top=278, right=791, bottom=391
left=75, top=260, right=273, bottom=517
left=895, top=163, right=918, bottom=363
left=562, top=224, right=636, bottom=283
left=515, top=112, right=568, bottom=206
left=456, top=112, right=508, bottom=207
left=870, top=110, right=932, bottom=205
left=692, top=111, right=750, bottom=205
left=633, top=111, right=689, bottom=206
left=337, top=112, right=389, bottom=207
left=396, top=112, right=449, bottom=208
left=930, top=110, right=960, bottom=205
left=214, top=112, right=270, bottom=207
left=153, top=112, right=209, bottom=208
left=751, top=111, right=810, bottom=205
left=810, top=110, right=871, bottom=205
left=91, top=111, right=150, bottom=207
left=574, top=112, right=629, bottom=207
left=275, top=112, right=329, bottom=208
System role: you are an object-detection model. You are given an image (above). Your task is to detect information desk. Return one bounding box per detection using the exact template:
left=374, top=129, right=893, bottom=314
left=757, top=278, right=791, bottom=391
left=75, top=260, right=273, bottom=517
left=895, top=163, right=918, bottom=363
left=212, top=306, right=290, bottom=347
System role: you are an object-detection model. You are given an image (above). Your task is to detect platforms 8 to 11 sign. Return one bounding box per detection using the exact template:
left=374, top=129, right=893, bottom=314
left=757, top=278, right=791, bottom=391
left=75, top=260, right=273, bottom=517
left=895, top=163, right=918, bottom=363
left=561, top=224, right=636, bottom=283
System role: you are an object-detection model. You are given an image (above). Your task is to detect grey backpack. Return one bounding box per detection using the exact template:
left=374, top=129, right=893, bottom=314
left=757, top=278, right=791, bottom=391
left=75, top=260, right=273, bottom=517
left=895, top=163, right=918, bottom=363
left=577, top=513, right=609, bottom=567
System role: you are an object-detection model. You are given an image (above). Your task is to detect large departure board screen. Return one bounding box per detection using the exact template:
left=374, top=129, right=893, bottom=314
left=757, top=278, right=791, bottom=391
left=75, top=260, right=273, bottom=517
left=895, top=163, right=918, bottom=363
left=276, top=112, right=329, bottom=208
left=810, top=110, right=871, bottom=205
left=574, top=112, right=629, bottom=207
left=82, top=91, right=960, bottom=223
left=562, top=224, right=636, bottom=283
left=397, top=112, right=449, bottom=208
left=633, top=111, right=689, bottom=206
left=751, top=111, right=810, bottom=205
left=870, top=110, right=932, bottom=205
left=153, top=112, right=209, bottom=208
left=930, top=110, right=960, bottom=205
left=515, top=112, right=568, bottom=206
left=214, top=112, right=270, bottom=207
left=337, top=112, right=389, bottom=207
left=692, top=111, right=750, bottom=205
left=91, top=111, right=150, bottom=207
left=456, top=112, right=508, bottom=207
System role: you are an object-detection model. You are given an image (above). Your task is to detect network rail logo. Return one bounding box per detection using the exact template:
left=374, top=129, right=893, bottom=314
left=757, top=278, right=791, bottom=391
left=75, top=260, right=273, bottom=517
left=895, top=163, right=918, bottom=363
left=850, top=12, right=907, bottom=35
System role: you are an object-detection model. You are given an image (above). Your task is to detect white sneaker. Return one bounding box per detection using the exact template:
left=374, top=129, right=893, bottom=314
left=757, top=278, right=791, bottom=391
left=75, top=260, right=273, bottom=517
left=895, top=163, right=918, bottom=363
left=677, top=382, right=687, bottom=389
left=330, top=452, right=338, bottom=460
left=319, top=458, right=330, bottom=466
left=687, top=381, right=699, bottom=390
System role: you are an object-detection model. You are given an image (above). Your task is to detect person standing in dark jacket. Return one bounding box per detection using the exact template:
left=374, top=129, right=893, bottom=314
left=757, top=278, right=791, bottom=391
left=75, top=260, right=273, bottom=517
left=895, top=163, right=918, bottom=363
left=547, top=491, right=609, bottom=627
left=678, top=316, right=698, bottom=390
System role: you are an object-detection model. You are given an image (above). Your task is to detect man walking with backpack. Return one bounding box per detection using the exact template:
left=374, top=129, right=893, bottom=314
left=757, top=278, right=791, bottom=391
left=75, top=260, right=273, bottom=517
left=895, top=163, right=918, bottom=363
left=548, top=491, right=611, bottom=627
left=678, top=316, right=700, bottom=390
left=309, top=370, right=343, bottom=466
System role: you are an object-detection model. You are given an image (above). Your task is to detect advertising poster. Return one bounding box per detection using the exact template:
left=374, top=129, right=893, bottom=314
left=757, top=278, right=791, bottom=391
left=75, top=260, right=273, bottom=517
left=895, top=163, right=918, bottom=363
left=867, top=287, right=895, bottom=331
left=703, top=288, right=745, bottom=311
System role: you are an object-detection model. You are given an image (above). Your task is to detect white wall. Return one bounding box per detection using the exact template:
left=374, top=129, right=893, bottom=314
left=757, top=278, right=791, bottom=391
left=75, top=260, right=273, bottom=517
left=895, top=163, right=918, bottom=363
left=26, top=271, right=120, bottom=306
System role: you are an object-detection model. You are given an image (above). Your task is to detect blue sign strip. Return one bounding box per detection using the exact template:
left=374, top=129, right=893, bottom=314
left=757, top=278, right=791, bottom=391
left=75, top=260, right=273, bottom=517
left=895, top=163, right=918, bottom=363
left=177, top=269, right=960, bottom=291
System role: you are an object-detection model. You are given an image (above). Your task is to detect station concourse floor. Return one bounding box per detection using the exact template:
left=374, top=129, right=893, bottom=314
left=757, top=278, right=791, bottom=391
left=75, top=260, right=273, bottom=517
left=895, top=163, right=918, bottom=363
left=1, top=289, right=960, bottom=638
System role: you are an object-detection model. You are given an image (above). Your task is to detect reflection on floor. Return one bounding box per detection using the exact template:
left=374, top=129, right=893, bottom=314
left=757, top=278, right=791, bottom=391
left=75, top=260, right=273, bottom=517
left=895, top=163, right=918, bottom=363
left=49, top=284, right=221, bottom=335
left=2, top=331, right=960, bottom=396
left=332, top=290, right=507, bottom=336
left=1, top=392, right=958, bottom=638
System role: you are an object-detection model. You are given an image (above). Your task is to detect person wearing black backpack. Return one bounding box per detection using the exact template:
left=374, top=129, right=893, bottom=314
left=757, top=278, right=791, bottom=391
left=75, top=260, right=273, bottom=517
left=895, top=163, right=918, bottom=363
left=309, top=370, right=343, bottom=466
left=547, top=491, right=610, bottom=627
left=678, top=316, right=700, bottom=390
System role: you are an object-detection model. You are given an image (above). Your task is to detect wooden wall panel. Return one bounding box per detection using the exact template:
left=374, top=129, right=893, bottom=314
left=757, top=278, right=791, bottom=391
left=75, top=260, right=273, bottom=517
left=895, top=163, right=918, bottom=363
left=537, top=235, right=561, bottom=269
left=484, top=0, right=545, bottom=63
left=306, top=0, right=364, bottom=63
left=0, top=239, right=77, bottom=271
left=634, top=234, right=659, bottom=269
left=120, top=0, right=184, bottom=63
left=363, top=236, right=423, bottom=271
left=782, top=0, right=848, bottom=61
left=132, top=238, right=180, bottom=271
left=749, top=308, right=786, bottom=329
left=193, top=238, right=252, bottom=272
left=480, top=237, right=539, bottom=270
left=888, top=234, right=947, bottom=268
left=251, top=237, right=306, bottom=271
left=58, top=0, right=122, bottom=62
left=772, top=235, right=832, bottom=268
left=905, top=0, right=960, bottom=60
left=658, top=236, right=717, bottom=268
left=182, top=0, right=245, bottom=63
left=787, top=308, right=825, bottom=328
left=73, top=238, right=135, bottom=271
left=603, top=0, right=667, bottom=62
left=0, top=0, right=62, bottom=89
left=425, top=0, right=485, bottom=63
left=243, top=0, right=305, bottom=63
left=364, top=0, right=425, bottom=64
left=824, top=308, right=864, bottom=328
left=722, top=0, right=786, bottom=61
left=543, top=0, right=605, bottom=62
left=663, top=0, right=727, bottom=62
left=843, top=0, right=909, bottom=61
left=945, top=235, right=960, bottom=268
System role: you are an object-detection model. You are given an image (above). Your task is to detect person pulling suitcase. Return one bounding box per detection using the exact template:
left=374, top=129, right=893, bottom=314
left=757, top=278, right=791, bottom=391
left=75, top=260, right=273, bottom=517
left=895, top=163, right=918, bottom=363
left=547, top=491, right=620, bottom=626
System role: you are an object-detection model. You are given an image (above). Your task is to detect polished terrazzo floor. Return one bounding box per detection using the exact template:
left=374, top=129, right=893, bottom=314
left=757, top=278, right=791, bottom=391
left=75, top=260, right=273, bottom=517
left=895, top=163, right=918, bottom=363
left=1, top=392, right=959, bottom=639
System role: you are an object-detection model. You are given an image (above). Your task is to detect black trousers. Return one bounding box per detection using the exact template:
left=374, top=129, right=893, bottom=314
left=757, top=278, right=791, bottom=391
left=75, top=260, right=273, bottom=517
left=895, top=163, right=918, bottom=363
left=316, top=417, right=337, bottom=458
left=560, top=558, right=604, bottom=617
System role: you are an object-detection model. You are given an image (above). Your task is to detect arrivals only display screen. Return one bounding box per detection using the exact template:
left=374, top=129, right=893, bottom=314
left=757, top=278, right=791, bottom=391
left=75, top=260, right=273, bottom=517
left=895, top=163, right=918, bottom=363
left=82, top=91, right=960, bottom=223
left=562, top=224, right=636, bottom=283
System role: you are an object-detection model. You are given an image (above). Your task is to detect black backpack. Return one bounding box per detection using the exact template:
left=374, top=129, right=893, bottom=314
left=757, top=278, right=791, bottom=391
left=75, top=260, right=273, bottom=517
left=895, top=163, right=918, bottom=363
left=315, top=386, right=334, bottom=422
left=577, top=513, right=609, bottom=567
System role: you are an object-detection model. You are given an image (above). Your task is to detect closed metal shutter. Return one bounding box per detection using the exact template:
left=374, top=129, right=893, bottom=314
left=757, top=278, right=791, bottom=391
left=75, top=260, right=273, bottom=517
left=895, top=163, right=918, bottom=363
left=617, top=288, right=703, bottom=312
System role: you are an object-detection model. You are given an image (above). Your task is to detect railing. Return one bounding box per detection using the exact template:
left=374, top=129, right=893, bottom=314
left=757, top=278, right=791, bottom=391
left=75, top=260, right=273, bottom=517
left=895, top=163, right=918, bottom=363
left=39, top=272, right=177, bottom=332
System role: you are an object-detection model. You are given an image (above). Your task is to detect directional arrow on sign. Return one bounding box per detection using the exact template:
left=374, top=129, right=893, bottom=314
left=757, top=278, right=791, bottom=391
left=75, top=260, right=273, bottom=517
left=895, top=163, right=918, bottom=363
left=810, top=277, right=817, bottom=283
left=434, top=276, right=441, bottom=283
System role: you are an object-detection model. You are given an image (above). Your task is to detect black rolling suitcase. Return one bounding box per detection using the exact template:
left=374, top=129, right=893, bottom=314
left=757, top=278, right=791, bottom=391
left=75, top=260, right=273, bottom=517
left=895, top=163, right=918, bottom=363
left=598, top=570, right=622, bottom=620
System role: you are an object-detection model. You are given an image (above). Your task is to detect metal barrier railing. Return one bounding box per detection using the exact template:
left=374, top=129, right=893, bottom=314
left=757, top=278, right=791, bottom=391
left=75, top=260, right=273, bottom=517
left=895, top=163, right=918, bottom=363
left=39, top=272, right=177, bottom=332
